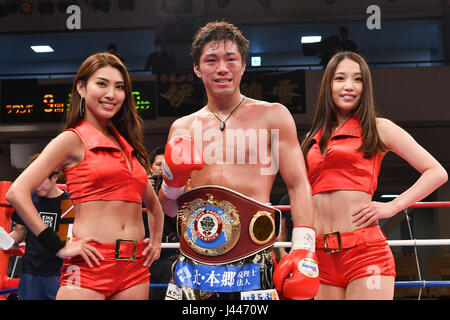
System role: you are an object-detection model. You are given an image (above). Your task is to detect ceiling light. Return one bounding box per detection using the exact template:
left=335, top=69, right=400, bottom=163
left=31, top=45, right=54, bottom=53
left=251, top=56, right=261, bottom=67
left=301, top=36, right=322, bottom=44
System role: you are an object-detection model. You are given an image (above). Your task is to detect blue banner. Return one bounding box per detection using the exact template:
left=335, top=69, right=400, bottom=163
left=174, top=261, right=261, bottom=293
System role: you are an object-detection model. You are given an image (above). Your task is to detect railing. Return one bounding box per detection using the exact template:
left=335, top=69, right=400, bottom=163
left=2, top=200, right=450, bottom=298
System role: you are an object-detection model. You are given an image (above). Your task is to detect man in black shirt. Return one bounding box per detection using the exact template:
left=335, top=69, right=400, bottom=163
left=144, top=38, right=177, bottom=75
left=146, top=147, right=179, bottom=300
left=9, top=154, right=71, bottom=300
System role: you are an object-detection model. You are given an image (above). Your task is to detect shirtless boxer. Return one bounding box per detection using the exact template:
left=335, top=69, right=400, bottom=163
left=159, top=21, right=318, bottom=300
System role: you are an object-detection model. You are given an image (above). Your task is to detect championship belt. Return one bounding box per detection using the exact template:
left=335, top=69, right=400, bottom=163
left=177, top=185, right=281, bottom=265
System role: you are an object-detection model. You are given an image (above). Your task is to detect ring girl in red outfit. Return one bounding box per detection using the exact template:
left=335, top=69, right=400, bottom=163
left=301, top=51, right=447, bottom=299
left=6, top=53, right=164, bottom=300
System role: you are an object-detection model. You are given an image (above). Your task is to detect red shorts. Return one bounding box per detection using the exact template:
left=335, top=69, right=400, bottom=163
left=59, top=238, right=150, bottom=298
left=315, top=226, right=396, bottom=288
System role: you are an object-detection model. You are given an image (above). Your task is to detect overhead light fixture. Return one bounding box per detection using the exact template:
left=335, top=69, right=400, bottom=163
left=31, top=45, right=54, bottom=53
left=118, top=0, right=135, bottom=11
left=251, top=56, right=261, bottom=67
left=301, top=36, right=322, bottom=44
left=91, top=0, right=111, bottom=13
left=20, top=0, right=33, bottom=15
left=38, top=0, right=54, bottom=14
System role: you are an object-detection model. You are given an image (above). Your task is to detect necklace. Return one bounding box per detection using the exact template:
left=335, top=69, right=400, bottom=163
left=207, top=96, right=245, bottom=131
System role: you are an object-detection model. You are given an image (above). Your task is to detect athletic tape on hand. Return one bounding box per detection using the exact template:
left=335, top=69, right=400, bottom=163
left=291, top=227, right=315, bottom=252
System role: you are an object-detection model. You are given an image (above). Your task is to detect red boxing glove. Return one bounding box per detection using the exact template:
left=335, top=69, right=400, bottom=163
left=161, top=135, right=204, bottom=199
left=273, top=226, right=319, bottom=300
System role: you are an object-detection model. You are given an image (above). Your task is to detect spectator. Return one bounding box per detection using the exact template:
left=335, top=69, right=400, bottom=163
left=320, top=26, right=358, bottom=68
left=275, top=194, right=293, bottom=261
left=106, top=43, right=125, bottom=62
left=339, top=26, right=358, bottom=53
left=8, top=153, right=70, bottom=300
left=146, top=146, right=179, bottom=300
left=144, top=38, right=177, bottom=75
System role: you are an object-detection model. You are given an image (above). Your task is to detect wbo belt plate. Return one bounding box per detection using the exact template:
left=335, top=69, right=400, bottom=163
left=178, top=194, right=241, bottom=256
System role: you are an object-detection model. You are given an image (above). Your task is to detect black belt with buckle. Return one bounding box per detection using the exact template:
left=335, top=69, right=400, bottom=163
left=115, top=239, right=137, bottom=261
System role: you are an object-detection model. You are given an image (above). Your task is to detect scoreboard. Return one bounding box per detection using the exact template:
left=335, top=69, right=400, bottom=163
left=1, top=70, right=306, bottom=123
left=0, top=79, right=157, bottom=123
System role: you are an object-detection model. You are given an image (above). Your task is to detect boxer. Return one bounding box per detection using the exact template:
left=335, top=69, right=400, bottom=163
left=159, top=21, right=318, bottom=300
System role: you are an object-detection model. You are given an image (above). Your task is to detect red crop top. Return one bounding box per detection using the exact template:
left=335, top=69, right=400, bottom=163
left=62, top=120, right=148, bottom=205
left=306, top=116, right=384, bottom=195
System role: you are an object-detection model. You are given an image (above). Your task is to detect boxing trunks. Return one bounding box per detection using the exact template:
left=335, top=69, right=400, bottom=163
left=166, top=185, right=281, bottom=300
left=59, top=238, right=150, bottom=298
left=315, top=226, right=396, bottom=287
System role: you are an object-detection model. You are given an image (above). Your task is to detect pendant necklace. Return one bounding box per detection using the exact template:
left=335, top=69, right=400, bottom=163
left=207, top=96, right=245, bottom=131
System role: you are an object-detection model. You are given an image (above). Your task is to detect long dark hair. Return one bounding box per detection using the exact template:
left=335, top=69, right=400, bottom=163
left=301, top=51, right=388, bottom=159
left=64, top=52, right=150, bottom=172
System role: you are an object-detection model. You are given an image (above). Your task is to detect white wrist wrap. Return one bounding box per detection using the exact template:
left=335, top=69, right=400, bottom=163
left=291, top=227, right=316, bottom=252
left=0, top=226, right=14, bottom=251
left=161, top=181, right=185, bottom=200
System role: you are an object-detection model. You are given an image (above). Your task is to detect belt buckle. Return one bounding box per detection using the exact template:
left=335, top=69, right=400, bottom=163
left=115, top=239, right=137, bottom=261
left=323, top=231, right=342, bottom=254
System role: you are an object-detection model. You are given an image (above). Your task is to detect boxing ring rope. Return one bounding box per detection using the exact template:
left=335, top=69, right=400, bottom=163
left=142, top=239, right=450, bottom=249
left=146, top=202, right=450, bottom=297
left=2, top=202, right=450, bottom=297
left=276, top=202, right=450, bottom=212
